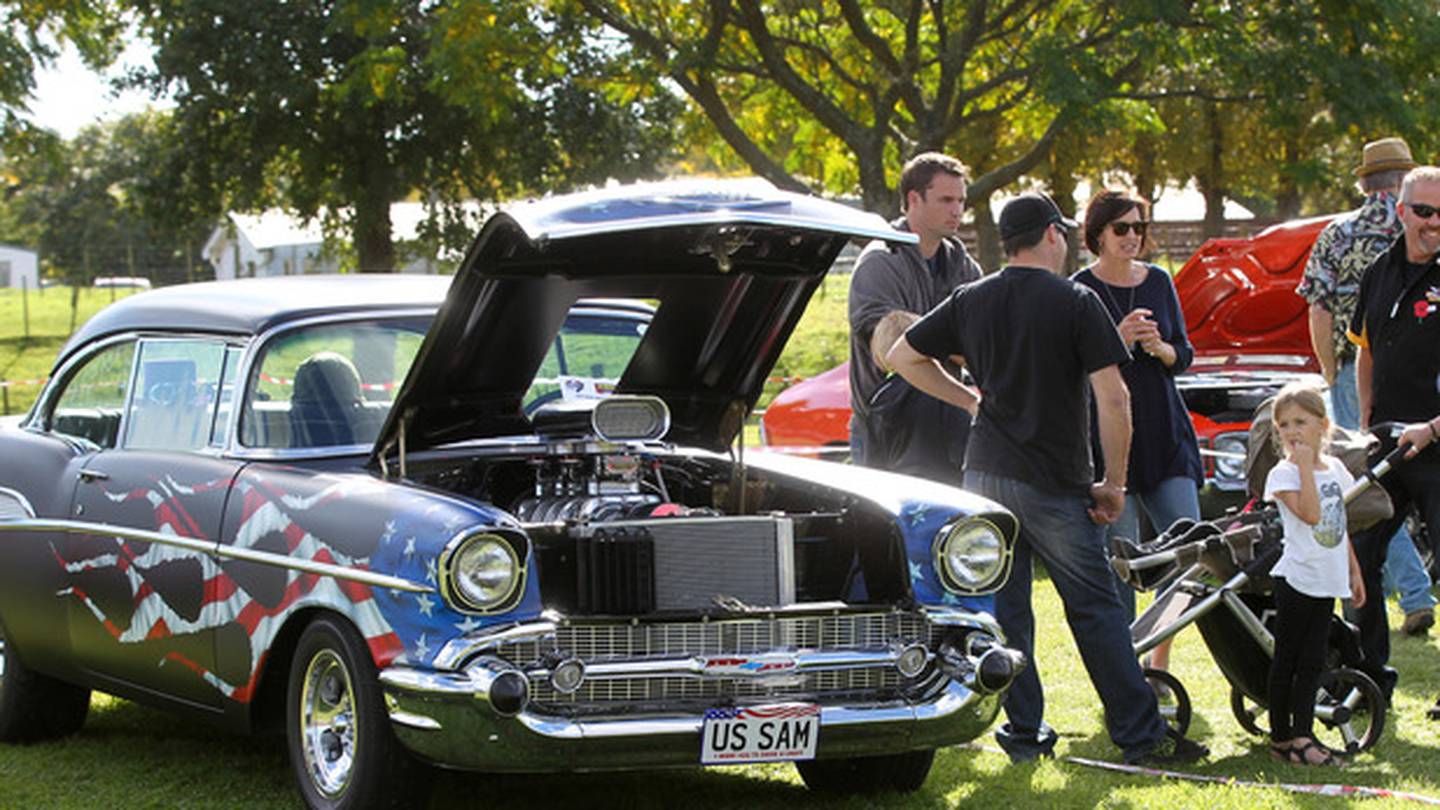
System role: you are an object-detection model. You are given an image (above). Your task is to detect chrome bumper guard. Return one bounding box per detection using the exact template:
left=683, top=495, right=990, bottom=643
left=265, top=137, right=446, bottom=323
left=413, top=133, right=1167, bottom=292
left=380, top=608, right=1022, bottom=772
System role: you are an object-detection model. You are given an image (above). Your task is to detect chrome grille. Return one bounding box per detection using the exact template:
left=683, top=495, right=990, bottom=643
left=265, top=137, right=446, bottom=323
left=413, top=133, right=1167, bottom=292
left=490, top=612, right=940, bottom=708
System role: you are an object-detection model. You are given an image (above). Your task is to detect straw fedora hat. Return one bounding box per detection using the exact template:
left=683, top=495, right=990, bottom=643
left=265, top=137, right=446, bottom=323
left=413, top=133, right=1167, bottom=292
left=1356, top=137, right=1417, bottom=177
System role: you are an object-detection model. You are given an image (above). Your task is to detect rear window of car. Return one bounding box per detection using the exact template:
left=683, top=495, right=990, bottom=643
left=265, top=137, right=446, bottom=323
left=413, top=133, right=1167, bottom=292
left=241, top=317, right=430, bottom=449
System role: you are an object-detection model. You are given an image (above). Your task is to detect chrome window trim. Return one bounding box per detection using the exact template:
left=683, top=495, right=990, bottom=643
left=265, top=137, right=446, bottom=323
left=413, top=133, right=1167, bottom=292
left=0, top=516, right=432, bottom=594
left=0, top=486, right=37, bottom=519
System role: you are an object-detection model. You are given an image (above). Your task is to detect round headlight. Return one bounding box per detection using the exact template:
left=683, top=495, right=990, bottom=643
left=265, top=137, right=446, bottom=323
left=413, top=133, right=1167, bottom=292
left=1213, top=433, right=1248, bottom=483
left=445, top=533, right=523, bottom=612
left=934, top=518, right=1009, bottom=595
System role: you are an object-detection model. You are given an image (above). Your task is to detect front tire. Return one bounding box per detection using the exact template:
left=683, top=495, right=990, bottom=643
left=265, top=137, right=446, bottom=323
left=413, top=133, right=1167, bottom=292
left=795, top=749, right=935, bottom=794
left=286, top=616, right=430, bottom=810
left=0, top=619, right=90, bottom=743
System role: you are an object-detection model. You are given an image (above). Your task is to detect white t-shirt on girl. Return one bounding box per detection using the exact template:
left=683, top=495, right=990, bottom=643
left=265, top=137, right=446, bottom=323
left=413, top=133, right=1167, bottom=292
left=1264, top=455, right=1355, bottom=599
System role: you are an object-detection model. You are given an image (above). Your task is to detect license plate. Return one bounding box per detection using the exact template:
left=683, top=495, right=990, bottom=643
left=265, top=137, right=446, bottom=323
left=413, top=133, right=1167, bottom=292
left=700, top=703, right=820, bottom=765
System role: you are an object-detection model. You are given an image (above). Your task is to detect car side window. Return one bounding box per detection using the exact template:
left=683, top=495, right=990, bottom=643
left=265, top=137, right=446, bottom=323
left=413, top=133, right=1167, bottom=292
left=124, top=339, right=228, bottom=452
left=242, top=318, right=427, bottom=449
left=48, top=341, right=137, bottom=449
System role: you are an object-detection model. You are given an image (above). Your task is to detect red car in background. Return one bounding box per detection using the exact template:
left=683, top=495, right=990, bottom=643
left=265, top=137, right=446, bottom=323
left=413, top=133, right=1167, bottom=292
left=761, top=215, right=1335, bottom=512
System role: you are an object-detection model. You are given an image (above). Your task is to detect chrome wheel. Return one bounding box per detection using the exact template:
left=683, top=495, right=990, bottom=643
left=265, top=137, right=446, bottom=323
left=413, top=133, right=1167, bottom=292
left=299, top=649, right=358, bottom=798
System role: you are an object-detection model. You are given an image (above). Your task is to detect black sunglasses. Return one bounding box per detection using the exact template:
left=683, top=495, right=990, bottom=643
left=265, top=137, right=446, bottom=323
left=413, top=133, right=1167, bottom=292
left=1109, top=220, right=1149, bottom=237
left=1408, top=203, right=1440, bottom=220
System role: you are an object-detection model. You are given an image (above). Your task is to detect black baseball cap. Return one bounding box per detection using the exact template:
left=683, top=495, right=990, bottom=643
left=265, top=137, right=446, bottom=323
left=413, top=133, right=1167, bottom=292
left=998, top=192, right=1078, bottom=240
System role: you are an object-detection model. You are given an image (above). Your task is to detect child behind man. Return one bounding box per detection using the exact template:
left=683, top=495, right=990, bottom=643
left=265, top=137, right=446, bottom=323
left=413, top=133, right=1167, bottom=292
left=1264, top=382, right=1366, bottom=767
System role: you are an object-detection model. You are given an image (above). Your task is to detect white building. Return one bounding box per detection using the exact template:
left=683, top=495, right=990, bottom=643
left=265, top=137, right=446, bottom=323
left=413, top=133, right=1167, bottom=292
left=0, top=244, right=40, bottom=289
left=203, top=201, right=485, bottom=280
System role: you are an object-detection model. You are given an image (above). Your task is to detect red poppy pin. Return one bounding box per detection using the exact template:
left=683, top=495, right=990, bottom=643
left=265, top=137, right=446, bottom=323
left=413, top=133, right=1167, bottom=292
left=1417, top=300, right=1434, bottom=319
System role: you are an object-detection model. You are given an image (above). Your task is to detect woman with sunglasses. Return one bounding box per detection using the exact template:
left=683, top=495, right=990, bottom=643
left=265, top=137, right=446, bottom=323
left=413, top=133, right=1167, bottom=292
left=1073, top=190, right=1204, bottom=675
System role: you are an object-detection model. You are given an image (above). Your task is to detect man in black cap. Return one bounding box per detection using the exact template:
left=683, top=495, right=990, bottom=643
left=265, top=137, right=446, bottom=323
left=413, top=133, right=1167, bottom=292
left=887, top=192, right=1208, bottom=765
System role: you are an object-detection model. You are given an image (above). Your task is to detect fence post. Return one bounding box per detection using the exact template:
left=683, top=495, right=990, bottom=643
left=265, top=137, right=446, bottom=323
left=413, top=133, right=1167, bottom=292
left=21, top=275, right=30, bottom=339
left=2, top=384, right=9, bottom=417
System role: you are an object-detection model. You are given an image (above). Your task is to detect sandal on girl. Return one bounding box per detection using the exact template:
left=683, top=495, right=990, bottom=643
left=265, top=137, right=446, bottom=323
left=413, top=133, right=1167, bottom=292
left=1291, top=739, right=1345, bottom=767
left=1268, top=743, right=1297, bottom=763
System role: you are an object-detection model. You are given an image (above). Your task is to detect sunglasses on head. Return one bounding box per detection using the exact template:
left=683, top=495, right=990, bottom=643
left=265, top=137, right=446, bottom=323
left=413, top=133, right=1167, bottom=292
left=1408, top=203, right=1440, bottom=220
left=1109, top=220, right=1149, bottom=237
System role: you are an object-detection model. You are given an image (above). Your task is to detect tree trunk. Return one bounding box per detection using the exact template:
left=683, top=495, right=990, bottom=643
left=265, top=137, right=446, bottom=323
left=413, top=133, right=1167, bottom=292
left=1199, top=103, right=1227, bottom=238
left=1133, top=132, right=1160, bottom=205
left=971, top=194, right=1002, bottom=274
left=354, top=193, right=397, bottom=274
left=1275, top=132, right=1302, bottom=220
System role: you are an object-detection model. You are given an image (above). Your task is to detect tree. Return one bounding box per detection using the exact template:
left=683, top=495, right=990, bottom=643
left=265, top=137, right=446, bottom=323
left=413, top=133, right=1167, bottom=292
left=1, top=0, right=124, bottom=145
left=574, top=2, right=1183, bottom=217
left=125, top=0, right=681, bottom=272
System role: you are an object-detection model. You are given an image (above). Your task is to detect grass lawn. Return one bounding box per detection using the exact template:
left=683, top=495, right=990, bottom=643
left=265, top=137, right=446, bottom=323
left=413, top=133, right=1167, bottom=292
left=2, top=582, right=1437, bottom=809
left=0, top=286, right=142, bottom=417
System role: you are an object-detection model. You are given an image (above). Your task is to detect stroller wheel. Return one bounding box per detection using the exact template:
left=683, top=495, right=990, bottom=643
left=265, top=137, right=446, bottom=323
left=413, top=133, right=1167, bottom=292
left=1230, top=687, right=1268, bottom=738
left=1313, top=667, right=1386, bottom=755
left=1143, top=668, right=1191, bottom=736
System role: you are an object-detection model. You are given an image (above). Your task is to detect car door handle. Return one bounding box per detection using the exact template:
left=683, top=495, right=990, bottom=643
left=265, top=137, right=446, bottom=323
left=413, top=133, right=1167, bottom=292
left=77, top=468, right=110, bottom=482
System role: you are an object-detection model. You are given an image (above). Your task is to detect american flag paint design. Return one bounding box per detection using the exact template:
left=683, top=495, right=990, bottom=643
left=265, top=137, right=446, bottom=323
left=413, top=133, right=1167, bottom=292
left=53, top=469, right=539, bottom=704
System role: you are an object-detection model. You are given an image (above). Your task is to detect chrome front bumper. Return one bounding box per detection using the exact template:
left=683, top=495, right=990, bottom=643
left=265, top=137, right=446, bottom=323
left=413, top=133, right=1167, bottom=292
left=379, top=609, right=1020, bottom=772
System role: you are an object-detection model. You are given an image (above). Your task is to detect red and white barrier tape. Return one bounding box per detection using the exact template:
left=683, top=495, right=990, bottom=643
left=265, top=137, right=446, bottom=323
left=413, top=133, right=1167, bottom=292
left=0, top=377, right=47, bottom=388
left=962, top=743, right=1440, bottom=805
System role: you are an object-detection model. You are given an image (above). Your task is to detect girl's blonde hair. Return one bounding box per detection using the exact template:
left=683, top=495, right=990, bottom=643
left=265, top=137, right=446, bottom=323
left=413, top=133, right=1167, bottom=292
left=1270, top=381, right=1330, bottom=453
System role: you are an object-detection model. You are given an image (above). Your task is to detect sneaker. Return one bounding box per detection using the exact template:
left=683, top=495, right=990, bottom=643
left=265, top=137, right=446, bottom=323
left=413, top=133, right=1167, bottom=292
left=1125, top=728, right=1209, bottom=766
left=1402, top=609, right=1435, bottom=637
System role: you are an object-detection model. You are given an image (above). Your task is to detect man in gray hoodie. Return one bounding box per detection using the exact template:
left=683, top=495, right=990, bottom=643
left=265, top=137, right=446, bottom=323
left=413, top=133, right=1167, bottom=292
left=847, top=152, right=981, bottom=481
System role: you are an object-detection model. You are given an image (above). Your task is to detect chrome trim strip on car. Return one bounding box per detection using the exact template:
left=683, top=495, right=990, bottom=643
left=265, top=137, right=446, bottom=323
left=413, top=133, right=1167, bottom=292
left=527, top=648, right=906, bottom=681
left=0, top=518, right=432, bottom=594
left=383, top=668, right=974, bottom=738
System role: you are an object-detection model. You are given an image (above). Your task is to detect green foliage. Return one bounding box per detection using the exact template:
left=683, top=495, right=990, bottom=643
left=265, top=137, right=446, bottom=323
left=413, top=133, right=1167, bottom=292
left=120, top=0, right=683, bottom=271
left=0, top=112, right=212, bottom=286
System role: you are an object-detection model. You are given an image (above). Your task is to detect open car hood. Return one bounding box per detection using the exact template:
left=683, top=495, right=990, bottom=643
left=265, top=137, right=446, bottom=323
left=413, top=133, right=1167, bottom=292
left=1174, top=215, right=1334, bottom=373
left=373, top=179, right=914, bottom=462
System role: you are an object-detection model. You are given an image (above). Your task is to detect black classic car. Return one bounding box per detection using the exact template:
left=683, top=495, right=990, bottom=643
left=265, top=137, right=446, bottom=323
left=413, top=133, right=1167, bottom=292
left=0, top=179, right=1022, bottom=810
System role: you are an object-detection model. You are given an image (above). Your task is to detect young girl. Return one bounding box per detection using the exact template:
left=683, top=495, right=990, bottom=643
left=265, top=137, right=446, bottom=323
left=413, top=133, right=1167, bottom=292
left=1264, top=382, right=1366, bottom=766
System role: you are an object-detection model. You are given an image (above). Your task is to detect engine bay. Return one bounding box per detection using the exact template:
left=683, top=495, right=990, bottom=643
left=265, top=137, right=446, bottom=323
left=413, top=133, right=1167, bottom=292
left=409, top=443, right=908, bottom=615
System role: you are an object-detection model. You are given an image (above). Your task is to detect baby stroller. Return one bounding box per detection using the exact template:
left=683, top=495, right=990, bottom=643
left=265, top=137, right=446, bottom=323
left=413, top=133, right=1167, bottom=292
left=1107, top=429, right=1410, bottom=755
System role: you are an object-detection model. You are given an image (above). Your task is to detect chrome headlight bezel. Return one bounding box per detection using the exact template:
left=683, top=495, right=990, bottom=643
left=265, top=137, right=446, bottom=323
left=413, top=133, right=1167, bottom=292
left=439, top=530, right=528, bottom=614
left=933, top=516, right=1012, bottom=595
left=1212, top=431, right=1249, bottom=484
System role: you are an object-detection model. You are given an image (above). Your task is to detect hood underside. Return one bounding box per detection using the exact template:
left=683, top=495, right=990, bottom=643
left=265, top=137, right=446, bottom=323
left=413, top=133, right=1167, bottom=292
left=373, top=180, right=914, bottom=463
left=1174, top=215, right=1333, bottom=368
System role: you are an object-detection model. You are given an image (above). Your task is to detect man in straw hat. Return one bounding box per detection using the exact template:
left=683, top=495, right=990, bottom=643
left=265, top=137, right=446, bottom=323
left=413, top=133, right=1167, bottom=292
left=1298, top=137, right=1435, bottom=653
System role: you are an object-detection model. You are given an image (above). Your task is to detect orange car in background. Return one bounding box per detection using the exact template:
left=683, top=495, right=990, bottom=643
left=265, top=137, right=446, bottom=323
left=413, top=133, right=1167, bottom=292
left=761, top=215, right=1335, bottom=512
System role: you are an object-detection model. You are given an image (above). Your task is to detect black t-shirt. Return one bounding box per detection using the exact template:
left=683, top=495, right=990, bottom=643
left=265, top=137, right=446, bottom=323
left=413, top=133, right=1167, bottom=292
left=905, top=265, right=1131, bottom=492
left=1349, top=240, right=1440, bottom=425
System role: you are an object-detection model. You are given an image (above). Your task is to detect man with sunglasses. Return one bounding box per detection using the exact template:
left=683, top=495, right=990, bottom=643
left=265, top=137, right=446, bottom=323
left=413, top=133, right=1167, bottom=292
left=1299, top=138, right=1435, bottom=643
left=847, top=152, right=981, bottom=481
left=886, top=193, right=1208, bottom=766
left=1347, top=165, right=1440, bottom=706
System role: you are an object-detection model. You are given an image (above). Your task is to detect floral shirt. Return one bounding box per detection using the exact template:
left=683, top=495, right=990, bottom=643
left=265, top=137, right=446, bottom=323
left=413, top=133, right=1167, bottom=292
left=1296, top=192, right=1402, bottom=365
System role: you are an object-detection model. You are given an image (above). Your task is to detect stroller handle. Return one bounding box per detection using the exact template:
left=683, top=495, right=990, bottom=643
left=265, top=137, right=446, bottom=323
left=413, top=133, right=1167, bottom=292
left=1346, top=441, right=1409, bottom=506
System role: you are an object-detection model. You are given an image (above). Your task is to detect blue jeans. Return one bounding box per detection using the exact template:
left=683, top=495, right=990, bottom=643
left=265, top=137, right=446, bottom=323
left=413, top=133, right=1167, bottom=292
left=1329, top=359, right=1361, bottom=432
left=1329, top=361, right=1435, bottom=614
left=1108, top=475, right=1203, bottom=617
left=1383, top=524, right=1437, bottom=614
left=965, top=470, right=1167, bottom=761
